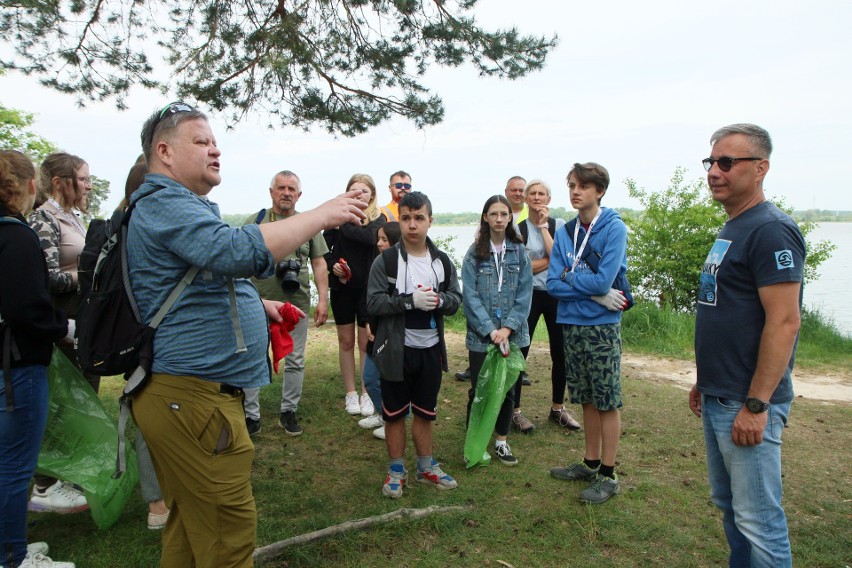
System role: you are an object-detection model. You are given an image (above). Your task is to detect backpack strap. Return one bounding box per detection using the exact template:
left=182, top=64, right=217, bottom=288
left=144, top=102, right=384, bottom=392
left=564, top=217, right=577, bottom=237
left=519, top=218, right=556, bottom=245
left=518, top=220, right=529, bottom=244
left=437, top=251, right=452, bottom=292
left=115, top=264, right=200, bottom=476
left=254, top=208, right=266, bottom=225
left=381, top=246, right=399, bottom=294
left=563, top=217, right=602, bottom=273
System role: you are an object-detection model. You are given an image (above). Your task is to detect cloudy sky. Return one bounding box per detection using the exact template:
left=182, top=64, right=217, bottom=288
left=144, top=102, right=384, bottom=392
left=2, top=0, right=850, bottom=215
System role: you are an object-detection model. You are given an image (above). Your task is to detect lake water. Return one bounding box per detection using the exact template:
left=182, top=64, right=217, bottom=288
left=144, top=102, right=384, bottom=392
left=430, top=222, right=852, bottom=337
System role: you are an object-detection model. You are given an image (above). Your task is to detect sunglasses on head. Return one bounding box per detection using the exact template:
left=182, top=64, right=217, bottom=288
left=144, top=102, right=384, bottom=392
left=702, top=156, right=762, bottom=172
left=393, top=182, right=412, bottom=190
left=144, top=101, right=197, bottom=149
left=159, top=101, right=195, bottom=119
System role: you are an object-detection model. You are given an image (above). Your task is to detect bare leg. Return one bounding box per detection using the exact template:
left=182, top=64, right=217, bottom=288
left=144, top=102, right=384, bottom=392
left=148, top=499, right=168, bottom=515
left=599, top=409, right=621, bottom=466
left=356, top=325, right=369, bottom=393
left=385, top=418, right=406, bottom=459
left=336, top=323, right=356, bottom=394
left=411, top=415, right=434, bottom=458
left=581, top=403, right=602, bottom=461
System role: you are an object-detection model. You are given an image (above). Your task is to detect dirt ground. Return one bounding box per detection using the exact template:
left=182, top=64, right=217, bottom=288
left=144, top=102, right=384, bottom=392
left=444, top=332, right=852, bottom=404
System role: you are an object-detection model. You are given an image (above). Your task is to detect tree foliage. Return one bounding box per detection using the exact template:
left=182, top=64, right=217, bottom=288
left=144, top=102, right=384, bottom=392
left=625, top=168, right=725, bottom=312
left=625, top=168, right=834, bottom=312
left=0, top=1, right=558, bottom=135
left=0, top=102, right=57, bottom=162
left=0, top=101, right=109, bottom=221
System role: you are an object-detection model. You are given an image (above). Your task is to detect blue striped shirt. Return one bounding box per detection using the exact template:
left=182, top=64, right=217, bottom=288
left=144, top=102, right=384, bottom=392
left=127, top=174, right=275, bottom=387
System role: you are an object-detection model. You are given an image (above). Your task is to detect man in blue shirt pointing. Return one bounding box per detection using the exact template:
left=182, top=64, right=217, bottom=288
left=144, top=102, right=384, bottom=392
left=128, top=102, right=365, bottom=567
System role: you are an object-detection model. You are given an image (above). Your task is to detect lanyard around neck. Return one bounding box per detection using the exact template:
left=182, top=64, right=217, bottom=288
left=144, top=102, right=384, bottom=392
left=48, top=198, right=86, bottom=236
left=571, top=209, right=601, bottom=273
left=491, top=240, right=506, bottom=292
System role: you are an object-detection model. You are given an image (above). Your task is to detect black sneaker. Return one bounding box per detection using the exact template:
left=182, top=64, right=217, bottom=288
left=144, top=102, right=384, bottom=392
left=520, top=371, right=531, bottom=386
left=495, top=443, right=518, bottom=466
left=245, top=417, right=261, bottom=437
left=279, top=410, right=303, bottom=437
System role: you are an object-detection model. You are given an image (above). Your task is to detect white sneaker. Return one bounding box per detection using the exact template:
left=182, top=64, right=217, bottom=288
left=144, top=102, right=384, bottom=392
left=358, top=414, right=383, bottom=429
left=27, top=543, right=49, bottom=556
left=28, top=481, right=88, bottom=514
left=19, top=553, right=76, bottom=567
left=344, top=392, right=361, bottom=415
left=372, top=426, right=386, bottom=440
left=359, top=393, right=375, bottom=417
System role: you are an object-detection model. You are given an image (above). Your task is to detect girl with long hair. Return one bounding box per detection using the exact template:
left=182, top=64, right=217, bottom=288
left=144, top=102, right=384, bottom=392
left=462, top=195, right=532, bottom=465
left=1, top=150, right=75, bottom=567
left=26, top=152, right=94, bottom=515
left=324, top=174, right=386, bottom=418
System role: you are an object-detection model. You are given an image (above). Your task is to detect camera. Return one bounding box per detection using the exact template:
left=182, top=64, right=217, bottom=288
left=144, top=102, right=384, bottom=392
left=275, top=259, right=302, bottom=292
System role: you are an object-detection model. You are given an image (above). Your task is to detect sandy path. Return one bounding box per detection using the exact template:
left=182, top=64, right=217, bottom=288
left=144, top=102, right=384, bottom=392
left=525, top=344, right=852, bottom=403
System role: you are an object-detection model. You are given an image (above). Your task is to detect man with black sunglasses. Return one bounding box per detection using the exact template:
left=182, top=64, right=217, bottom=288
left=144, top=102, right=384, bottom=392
left=128, top=102, right=365, bottom=567
left=380, top=170, right=412, bottom=221
left=690, top=123, right=804, bottom=567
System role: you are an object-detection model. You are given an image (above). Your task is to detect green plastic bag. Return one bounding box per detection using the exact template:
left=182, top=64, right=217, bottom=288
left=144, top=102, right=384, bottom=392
left=37, top=347, right=138, bottom=529
left=464, top=343, right=525, bottom=468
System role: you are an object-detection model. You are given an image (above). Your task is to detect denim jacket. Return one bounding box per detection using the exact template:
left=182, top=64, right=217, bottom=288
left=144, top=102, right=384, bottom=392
left=462, top=240, right=532, bottom=352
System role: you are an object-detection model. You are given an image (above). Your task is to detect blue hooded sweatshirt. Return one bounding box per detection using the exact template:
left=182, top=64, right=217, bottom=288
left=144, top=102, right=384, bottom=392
left=546, top=207, right=628, bottom=326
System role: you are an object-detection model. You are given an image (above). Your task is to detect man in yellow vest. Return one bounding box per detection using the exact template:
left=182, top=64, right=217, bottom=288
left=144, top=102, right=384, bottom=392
left=379, top=170, right=412, bottom=221
left=505, top=175, right=528, bottom=225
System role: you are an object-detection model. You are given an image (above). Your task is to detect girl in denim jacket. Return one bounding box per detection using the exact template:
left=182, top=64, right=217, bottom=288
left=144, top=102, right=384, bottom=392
left=462, top=195, right=532, bottom=465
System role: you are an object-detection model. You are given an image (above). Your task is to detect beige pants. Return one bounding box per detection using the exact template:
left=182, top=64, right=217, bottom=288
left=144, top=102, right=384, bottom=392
left=132, top=374, right=256, bottom=568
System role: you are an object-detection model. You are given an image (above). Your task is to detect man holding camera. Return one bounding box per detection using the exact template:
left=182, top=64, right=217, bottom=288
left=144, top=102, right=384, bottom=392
left=243, top=170, right=329, bottom=436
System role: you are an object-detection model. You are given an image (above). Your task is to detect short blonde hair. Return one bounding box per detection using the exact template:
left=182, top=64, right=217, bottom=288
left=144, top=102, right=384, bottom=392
left=524, top=178, right=551, bottom=198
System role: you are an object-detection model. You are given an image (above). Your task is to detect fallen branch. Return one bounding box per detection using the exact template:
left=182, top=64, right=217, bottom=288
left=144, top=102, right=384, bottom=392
left=253, top=505, right=471, bottom=564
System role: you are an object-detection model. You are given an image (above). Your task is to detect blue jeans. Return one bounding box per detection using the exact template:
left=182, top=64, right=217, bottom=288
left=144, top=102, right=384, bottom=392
left=702, top=394, right=792, bottom=568
left=362, top=354, right=381, bottom=412
left=0, top=365, right=49, bottom=568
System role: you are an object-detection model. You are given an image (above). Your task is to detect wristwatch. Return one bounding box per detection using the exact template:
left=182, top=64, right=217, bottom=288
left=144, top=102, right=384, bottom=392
left=744, top=397, right=770, bottom=413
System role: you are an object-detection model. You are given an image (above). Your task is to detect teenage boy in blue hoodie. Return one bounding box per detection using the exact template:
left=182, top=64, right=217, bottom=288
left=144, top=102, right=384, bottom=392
left=546, top=162, right=629, bottom=504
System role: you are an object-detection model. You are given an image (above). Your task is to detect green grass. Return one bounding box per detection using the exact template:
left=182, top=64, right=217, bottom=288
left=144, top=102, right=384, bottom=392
left=24, top=324, right=851, bottom=567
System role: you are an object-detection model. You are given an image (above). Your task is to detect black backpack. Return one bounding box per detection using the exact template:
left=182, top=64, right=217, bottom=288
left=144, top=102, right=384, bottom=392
left=76, top=188, right=197, bottom=381
left=74, top=188, right=198, bottom=475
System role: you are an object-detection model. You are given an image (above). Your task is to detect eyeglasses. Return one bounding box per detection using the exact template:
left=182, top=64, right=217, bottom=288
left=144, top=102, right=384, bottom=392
left=702, top=156, right=762, bottom=172
left=392, top=182, right=412, bottom=190
left=76, top=176, right=92, bottom=186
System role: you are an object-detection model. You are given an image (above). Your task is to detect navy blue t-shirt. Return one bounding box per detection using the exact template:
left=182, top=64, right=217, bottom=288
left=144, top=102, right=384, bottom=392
left=695, top=202, right=805, bottom=403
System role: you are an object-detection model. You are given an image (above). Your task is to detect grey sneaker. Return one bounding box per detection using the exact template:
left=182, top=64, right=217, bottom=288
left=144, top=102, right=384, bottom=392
left=511, top=411, right=536, bottom=434
left=579, top=474, right=620, bottom=504
left=549, top=407, right=581, bottom=430
left=550, top=460, right=599, bottom=481
left=279, top=411, right=303, bottom=437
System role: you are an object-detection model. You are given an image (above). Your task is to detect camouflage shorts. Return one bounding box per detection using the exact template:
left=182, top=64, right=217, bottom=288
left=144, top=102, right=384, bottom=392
left=562, top=323, right=623, bottom=411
